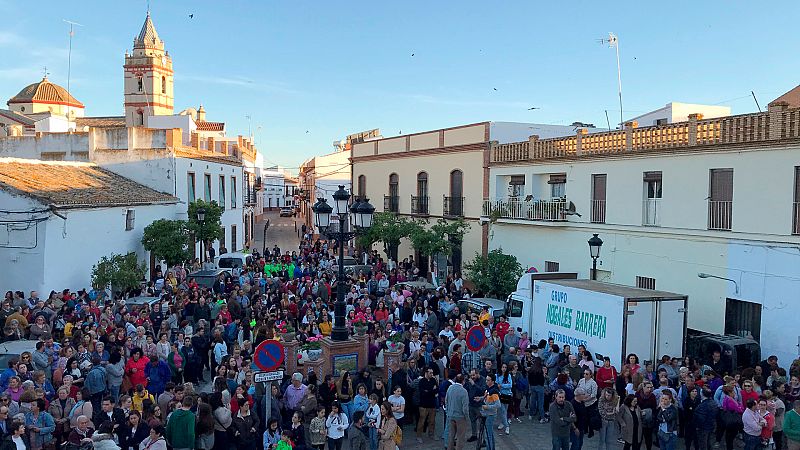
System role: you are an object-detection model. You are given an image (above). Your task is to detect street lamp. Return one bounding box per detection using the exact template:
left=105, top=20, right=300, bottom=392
left=698, top=272, right=739, bottom=294
left=196, top=207, right=207, bottom=264
left=312, top=187, right=374, bottom=341
left=588, top=233, right=603, bottom=281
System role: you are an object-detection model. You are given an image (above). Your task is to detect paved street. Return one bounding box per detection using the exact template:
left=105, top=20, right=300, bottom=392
left=411, top=413, right=627, bottom=450
left=253, top=210, right=305, bottom=255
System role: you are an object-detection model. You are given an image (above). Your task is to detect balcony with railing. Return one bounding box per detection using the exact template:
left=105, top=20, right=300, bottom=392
left=244, top=186, right=258, bottom=206
left=490, top=105, right=800, bottom=164
left=708, top=200, right=733, bottom=230
left=643, top=198, right=661, bottom=226
left=590, top=199, right=606, bottom=224
left=411, top=195, right=429, bottom=216
left=443, top=196, right=464, bottom=218
left=384, top=195, right=399, bottom=213
left=481, top=198, right=568, bottom=222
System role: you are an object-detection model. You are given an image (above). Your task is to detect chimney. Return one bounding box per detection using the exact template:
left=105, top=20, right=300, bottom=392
left=197, top=105, right=206, bottom=121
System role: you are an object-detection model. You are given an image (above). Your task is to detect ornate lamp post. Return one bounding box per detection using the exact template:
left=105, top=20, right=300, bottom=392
left=197, top=207, right=206, bottom=264
left=312, top=186, right=374, bottom=341
left=588, top=233, right=603, bottom=281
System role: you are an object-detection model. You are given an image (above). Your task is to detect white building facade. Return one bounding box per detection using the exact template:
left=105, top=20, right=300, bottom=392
left=485, top=105, right=800, bottom=364
left=0, top=158, right=178, bottom=294
left=262, top=168, right=288, bottom=210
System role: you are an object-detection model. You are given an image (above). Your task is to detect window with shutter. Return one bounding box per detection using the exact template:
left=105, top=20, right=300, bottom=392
left=708, top=169, right=733, bottom=230
left=591, top=174, right=607, bottom=224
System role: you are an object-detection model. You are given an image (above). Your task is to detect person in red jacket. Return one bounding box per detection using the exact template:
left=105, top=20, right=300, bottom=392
left=595, top=356, right=618, bottom=391
left=125, top=348, right=150, bottom=391
left=495, top=315, right=510, bottom=342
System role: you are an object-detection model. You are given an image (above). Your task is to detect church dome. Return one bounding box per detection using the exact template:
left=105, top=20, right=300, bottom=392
left=8, top=77, right=84, bottom=108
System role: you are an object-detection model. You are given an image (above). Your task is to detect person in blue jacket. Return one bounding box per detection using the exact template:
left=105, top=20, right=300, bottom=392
left=144, top=356, right=171, bottom=397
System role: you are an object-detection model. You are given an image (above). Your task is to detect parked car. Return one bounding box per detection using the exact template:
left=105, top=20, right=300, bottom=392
left=188, top=268, right=231, bottom=291
left=686, top=331, right=761, bottom=374
left=0, top=340, right=37, bottom=370
left=457, top=297, right=506, bottom=321
left=279, top=207, right=294, bottom=217
left=215, top=252, right=253, bottom=269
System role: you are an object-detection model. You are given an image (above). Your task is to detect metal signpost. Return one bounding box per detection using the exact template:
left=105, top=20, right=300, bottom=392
left=253, top=340, right=286, bottom=426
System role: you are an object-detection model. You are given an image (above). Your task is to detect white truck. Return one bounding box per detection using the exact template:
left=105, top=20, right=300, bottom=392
left=507, top=277, right=688, bottom=366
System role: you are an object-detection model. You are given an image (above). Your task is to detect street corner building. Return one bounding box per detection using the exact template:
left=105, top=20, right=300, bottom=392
left=0, top=157, right=179, bottom=295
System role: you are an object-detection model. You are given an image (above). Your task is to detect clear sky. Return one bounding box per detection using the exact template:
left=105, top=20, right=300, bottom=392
left=2, top=0, right=800, bottom=170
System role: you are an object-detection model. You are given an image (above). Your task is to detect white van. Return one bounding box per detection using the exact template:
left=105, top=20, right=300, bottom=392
left=215, top=252, right=253, bottom=269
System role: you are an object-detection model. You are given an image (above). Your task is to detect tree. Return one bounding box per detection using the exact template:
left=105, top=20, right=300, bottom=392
left=356, top=212, right=417, bottom=260
left=464, top=248, right=523, bottom=299
left=91, top=252, right=147, bottom=295
left=408, top=218, right=469, bottom=258
left=187, top=199, right=224, bottom=244
left=142, top=219, right=192, bottom=266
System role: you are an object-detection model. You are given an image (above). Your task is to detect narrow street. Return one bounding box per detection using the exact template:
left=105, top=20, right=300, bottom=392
left=253, top=210, right=305, bottom=255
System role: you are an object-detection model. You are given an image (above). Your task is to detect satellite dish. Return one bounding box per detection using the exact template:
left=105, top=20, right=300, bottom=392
left=562, top=201, right=582, bottom=217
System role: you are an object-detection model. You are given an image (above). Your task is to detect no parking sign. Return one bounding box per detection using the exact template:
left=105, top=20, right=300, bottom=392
left=253, top=339, right=285, bottom=372
left=466, top=325, right=486, bottom=352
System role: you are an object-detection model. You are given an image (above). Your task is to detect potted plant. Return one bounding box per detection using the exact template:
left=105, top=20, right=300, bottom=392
left=386, top=331, right=404, bottom=352
left=277, top=322, right=296, bottom=342
left=301, top=335, right=324, bottom=361
left=352, top=312, right=368, bottom=335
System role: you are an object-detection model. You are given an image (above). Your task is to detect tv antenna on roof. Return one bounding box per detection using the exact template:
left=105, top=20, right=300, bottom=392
left=598, top=32, right=623, bottom=129
left=63, top=19, right=83, bottom=114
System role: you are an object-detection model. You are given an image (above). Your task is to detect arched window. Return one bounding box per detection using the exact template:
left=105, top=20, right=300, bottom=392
left=357, top=175, right=366, bottom=198
left=417, top=171, right=428, bottom=197
left=415, top=172, right=429, bottom=215
left=137, top=77, right=143, bottom=92
left=448, top=169, right=464, bottom=217
left=387, top=173, right=399, bottom=213
left=161, top=76, right=166, bottom=94
left=450, top=169, right=463, bottom=198
left=136, top=110, right=144, bottom=126
left=389, top=173, right=399, bottom=197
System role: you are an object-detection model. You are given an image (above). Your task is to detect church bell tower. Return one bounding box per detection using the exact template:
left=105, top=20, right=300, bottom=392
left=124, top=12, right=174, bottom=127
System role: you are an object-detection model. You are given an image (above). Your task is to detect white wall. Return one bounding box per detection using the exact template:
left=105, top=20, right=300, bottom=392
left=0, top=189, right=177, bottom=295
left=312, top=150, right=351, bottom=232
left=146, top=115, right=196, bottom=145
left=490, top=121, right=604, bottom=143
left=630, top=102, right=731, bottom=126
left=262, top=171, right=286, bottom=209
left=0, top=132, right=90, bottom=160
left=0, top=192, right=48, bottom=293
left=34, top=115, right=73, bottom=133
left=174, top=157, right=244, bottom=253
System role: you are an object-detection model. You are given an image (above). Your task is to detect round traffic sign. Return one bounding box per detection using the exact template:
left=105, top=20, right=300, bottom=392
left=466, top=325, right=486, bottom=352
left=253, top=339, right=285, bottom=372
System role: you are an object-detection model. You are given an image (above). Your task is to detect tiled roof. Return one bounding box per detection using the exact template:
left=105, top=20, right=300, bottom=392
left=135, top=12, right=162, bottom=48
left=0, top=158, right=178, bottom=208
left=173, top=148, right=242, bottom=165
left=8, top=77, right=84, bottom=108
left=0, top=109, right=36, bottom=126
left=196, top=120, right=225, bottom=131
left=75, top=116, right=126, bottom=128
left=770, top=85, right=800, bottom=108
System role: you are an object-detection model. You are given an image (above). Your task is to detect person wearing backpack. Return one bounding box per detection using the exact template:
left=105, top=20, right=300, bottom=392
left=377, top=401, right=398, bottom=450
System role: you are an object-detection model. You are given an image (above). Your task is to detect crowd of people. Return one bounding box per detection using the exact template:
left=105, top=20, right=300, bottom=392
left=2, top=229, right=800, bottom=450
